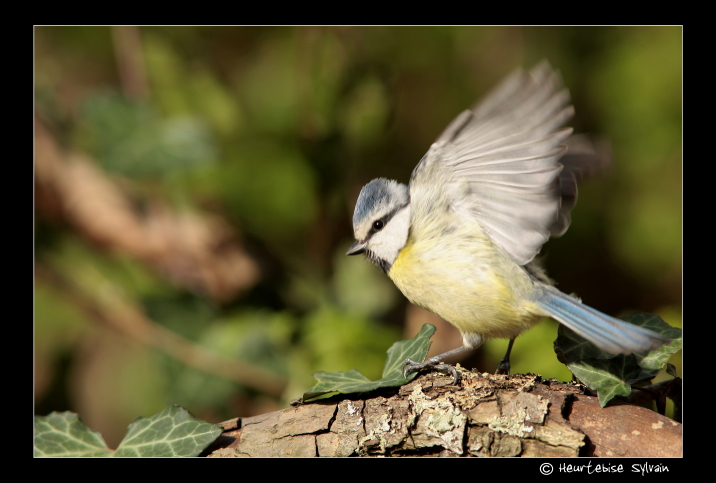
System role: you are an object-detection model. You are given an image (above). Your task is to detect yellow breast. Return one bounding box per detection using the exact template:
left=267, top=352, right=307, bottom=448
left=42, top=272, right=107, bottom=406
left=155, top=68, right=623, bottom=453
left=388, top=228, right=543, bottom=340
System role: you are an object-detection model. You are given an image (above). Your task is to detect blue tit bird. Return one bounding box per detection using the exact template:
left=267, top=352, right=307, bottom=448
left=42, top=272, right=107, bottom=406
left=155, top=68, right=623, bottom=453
left=347, top=61, right=666, bottom=381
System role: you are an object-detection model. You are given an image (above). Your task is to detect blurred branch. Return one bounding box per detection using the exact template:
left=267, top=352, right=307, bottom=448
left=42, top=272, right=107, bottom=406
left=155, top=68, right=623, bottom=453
left=35, top=263, right=287, bottom=397
left=35, top=115, right=260, bottom=303
left=111, top=26, right=150, bottom=101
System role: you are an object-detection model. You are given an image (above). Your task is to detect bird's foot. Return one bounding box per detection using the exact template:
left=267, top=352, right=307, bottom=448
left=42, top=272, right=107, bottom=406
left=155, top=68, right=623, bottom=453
left=495, top=358, right=510, bottom=375
left=495, top=338, right=515, bottom=375
left=402, top=356, right=460, bottom=385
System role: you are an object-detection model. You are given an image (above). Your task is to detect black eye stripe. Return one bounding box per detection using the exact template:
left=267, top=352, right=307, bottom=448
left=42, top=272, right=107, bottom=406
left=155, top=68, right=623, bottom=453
left=365, top=202, right=408, bottom=239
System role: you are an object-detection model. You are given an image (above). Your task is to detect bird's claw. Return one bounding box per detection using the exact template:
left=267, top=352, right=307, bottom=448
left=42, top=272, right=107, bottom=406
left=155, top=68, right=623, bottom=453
left=402, top=356, right=460, bottom=385
left=495, top=358, right=511, bottom=375
left=401, top=358, right=418, bottom=379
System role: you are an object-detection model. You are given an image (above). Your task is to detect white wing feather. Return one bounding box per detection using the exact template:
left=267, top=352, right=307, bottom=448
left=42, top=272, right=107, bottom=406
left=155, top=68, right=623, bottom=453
left=412, top=61, right=578, bottom=265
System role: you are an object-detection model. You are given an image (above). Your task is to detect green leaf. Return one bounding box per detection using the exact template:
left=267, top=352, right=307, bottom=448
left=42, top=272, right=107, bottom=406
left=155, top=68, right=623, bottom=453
left=34, top=405, right=223, bottom=457
left=624, top=313, right=683, bottom=374
left=304, top=369, right=374, bottom=397
left=113, top=404, right=223, bottom=457
left=665, top=362, right=679, bottom=379
left=303, top=324, right=436, bottom=401
left=554, top=324, right=616, bottom=364
left=34, top=412, right=113, bottom=457
left=382, top=323, right=435, bottom=379
left=568, top=356, right=641, bottom=407
left=555, top=313, right=682, bottom=406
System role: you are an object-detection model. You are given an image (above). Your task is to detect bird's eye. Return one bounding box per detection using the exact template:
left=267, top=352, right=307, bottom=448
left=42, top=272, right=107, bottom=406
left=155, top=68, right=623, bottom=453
left=373, top=220, right=384, bottom=231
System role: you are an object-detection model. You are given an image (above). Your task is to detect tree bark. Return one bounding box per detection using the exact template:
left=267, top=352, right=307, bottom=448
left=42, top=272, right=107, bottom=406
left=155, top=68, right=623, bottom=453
left=206, top=370, right=682, bottom=457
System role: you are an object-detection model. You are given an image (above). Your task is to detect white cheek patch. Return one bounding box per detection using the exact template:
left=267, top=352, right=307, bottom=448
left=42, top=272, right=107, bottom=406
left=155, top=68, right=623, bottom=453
left=366, top=206, right=411, bottom=267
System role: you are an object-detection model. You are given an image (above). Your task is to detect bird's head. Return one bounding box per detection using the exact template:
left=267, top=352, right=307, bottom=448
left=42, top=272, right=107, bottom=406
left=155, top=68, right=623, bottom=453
left=347, top=178, right=411, bottom=272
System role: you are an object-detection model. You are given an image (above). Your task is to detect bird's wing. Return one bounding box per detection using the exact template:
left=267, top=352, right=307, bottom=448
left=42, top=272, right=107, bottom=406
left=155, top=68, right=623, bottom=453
left=410, top=61, right=583, bottom=265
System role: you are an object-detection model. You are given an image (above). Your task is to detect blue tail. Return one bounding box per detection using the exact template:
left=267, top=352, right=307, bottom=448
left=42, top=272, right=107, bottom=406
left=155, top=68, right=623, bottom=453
left=535, top=286, right=666, bottom=354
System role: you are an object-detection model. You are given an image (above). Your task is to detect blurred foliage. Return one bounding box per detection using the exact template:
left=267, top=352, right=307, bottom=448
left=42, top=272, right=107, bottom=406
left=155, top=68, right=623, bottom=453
left=34, top=26, right=682, bottom=447
left=220, top=140, right=318, bottom=242
left=78, top=93, right=217, bottom=178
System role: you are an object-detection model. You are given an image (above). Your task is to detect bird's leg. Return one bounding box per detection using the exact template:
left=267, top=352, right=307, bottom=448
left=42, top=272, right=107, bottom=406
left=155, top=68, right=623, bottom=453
left=402, top=346, right=469, bottom=385
left=495, top=338, right=515, bottom=375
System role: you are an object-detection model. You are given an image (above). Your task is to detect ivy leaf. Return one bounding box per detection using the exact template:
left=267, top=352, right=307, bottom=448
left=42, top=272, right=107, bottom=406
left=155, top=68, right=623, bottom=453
left=304, top=324, right=436, bottom=401
left=567, top=356, right=641, bottom=407
left=114, top=404, right=223, bottom=457
left=303, top=369, right=374, bottom=399
left=35, top=405, right=223, bottom=457
left=555, top=313, right=682, bottom=406
left=665, top=362, right=679, bottom=379
left=626, top=313, right=683, bottom=381
left=382, top=323, right=435, bottom=379
left=34, top=412, right=113, bottom=457
left=554, top=324, right=616, bottom=364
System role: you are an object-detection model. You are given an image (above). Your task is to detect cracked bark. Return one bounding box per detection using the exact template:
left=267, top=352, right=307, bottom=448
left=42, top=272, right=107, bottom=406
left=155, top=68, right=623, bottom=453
left=206, top=370, right=682, bottom=457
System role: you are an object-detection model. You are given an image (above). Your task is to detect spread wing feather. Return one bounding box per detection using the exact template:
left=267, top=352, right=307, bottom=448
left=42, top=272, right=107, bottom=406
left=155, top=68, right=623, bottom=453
left=411, top=61, right=584, bottom=265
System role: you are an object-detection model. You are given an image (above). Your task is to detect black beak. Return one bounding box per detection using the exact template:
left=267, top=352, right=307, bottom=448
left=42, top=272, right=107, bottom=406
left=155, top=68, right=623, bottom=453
left=346, top=240, right=366, bottom=256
